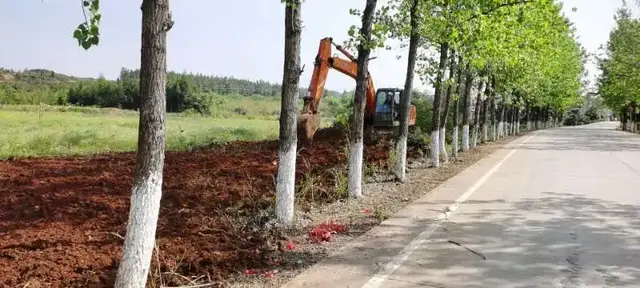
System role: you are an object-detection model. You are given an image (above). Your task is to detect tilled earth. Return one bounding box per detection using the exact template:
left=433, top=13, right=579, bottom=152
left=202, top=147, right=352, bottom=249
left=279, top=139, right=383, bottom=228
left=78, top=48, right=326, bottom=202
left=0, top=126, right=515, bottom=287
left=0, top=128, right=412, bottom=287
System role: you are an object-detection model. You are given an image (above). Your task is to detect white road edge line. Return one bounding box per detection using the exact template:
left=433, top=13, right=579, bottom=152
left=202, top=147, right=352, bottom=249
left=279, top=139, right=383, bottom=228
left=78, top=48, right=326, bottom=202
left=361, top=132, right=540, bottom=288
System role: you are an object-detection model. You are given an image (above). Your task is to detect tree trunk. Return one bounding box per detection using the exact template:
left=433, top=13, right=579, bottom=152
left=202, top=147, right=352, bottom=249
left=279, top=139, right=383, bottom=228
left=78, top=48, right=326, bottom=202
left=510, top=107, right=515, bottom=135
left=631, top=103, right=637, bottom=133
left=451, top=98, right=459, bottom=159
left=511, top=108, right=515, bottom=135
left=275, top=0, right=302, bottom=225
left=439, top=53, right=457, bottom=164
left=504, top=106, right=509, bottom=136
left=502, top=103, right=508, bottom=136
left=430, top=42, right=449, bottom=168
left=471, top=80, right=484, bottom=148
left=461, top=65, right=473, bottom=152
left=394, top=0, right=420, bottom=183
left=634, top=103, right=638, bottom=133
left=481, top=98, right=488, bottom=142
left=490, top=92, right=497, bottom=141
left=451, top=56, right=463, bottom=160
left=515, top=106, right=521, bottom=134
left=482, top=81, right=491, bottom=143
left=497, top=103, right=505, bottom=138
left=525, top=104, right=531, bottom=131
left=348, top=0, right=377, bottom=198
left=482, top=79, right=491, bottom=143
left=506, top=106, right=512, bottom=135
left=114, top=1, right=172, bottom=287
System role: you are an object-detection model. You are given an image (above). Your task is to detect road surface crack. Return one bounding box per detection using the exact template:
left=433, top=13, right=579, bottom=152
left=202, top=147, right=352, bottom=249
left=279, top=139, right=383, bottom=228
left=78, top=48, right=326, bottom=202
left=447, top=240, right=486, bottom=260
left=613, top=154, right=640, bottom=177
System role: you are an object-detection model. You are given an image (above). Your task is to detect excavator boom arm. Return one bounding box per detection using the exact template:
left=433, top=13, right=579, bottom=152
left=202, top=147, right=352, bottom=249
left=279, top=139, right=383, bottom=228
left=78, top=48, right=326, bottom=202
left=303, top=37, right=377, bottom=122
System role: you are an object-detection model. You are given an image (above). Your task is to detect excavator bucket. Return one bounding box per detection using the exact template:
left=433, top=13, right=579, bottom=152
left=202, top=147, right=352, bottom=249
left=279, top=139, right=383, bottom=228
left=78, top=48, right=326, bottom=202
left=297, top=112, right=320, bottom=143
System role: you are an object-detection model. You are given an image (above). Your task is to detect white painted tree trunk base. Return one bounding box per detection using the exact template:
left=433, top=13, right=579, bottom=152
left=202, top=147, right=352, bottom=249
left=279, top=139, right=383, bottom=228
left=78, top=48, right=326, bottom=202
left=471, top=126, right=478, bottom=148
left=502, top=122, right=507, bottom=137
left=492, top=125, right=497, bottom=141
left=439, top=128, right=448, bottom=163
left=348, top=140, right=364, bottom=198
left=275, top=143, right=296, bottom=225
left=462, top=124, right=470, bottom=152
left=115, top=171, right=164, bottom=288
left=502, top=122, right=507, bottom=136
left=452, top=127, right=459, bottom=159
left=430, top=130, right=440, bottom=168
left=482, top=124, right=488, bottom=143
left=394, top=136, right=408, bottom=182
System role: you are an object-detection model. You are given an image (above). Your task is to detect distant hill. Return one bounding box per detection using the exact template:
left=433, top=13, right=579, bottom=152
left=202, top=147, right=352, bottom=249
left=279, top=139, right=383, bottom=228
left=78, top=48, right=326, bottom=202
left=0, top=67, right=347, bottom=108
left=0, top=67, right=343, bottom=97
left=0, top=68, right=95, bottom=84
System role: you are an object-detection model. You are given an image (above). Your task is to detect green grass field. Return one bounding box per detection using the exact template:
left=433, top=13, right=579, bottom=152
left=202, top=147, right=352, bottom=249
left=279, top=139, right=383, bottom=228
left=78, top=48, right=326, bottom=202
left=0, top=99, right=341, bottom=159
left=0, top=105, right=281, bottom=159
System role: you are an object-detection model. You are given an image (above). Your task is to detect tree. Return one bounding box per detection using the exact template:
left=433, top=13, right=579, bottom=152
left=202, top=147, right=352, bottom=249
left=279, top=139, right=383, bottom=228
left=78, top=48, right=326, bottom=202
left=348, top=0, right=378, bottom=198
left=275, top=0, right=302, bottom=225
left=72, top=1, right=172, bottom=286
left=114, top=1, right=173, bottom=287
left=461, top=63, right=473, bottom=151
left=430, top=42, right=449, bottom=167
left=394, top=0, right=420, bottom=182
left=439, top=52, right=457, bottom=163
left=451, top=57, right=463, bottom=160
left=599, top=4, right=640, bottom=132
left=471, top=77, right=485, bottom=148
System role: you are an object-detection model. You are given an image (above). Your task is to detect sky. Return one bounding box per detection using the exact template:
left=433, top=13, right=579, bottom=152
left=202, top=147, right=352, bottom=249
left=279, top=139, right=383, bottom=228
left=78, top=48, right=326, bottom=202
left=0, top=0, right=634, bottom=93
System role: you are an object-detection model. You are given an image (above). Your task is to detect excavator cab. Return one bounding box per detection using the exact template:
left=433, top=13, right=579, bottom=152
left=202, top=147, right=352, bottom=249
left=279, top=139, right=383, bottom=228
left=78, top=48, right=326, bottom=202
left=373, top=88, right=403, bottom=127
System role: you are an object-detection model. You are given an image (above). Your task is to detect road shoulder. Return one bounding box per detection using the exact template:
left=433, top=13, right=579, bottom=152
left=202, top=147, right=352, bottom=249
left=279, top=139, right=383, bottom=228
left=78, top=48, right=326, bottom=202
left=280, top=133, right=537, bottom=288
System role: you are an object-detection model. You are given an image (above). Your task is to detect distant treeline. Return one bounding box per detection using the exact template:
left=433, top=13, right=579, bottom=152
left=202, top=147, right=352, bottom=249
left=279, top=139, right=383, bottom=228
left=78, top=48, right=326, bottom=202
left=0, top=68, right=345, bottom=113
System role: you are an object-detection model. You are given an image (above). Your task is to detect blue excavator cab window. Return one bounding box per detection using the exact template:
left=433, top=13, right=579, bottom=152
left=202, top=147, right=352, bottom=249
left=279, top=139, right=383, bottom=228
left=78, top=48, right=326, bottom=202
left=376, top=91, right=394, bottom=113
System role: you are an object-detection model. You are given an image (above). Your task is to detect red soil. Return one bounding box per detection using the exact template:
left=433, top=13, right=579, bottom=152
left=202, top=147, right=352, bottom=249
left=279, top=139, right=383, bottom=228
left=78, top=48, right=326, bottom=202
left=0, top=128, right=397, bottom=287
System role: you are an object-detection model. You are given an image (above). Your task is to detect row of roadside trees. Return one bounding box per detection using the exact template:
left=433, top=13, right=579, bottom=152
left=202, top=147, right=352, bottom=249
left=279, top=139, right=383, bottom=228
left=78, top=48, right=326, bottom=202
left=278, top=0, right=585, bottom=212
left=68, top=0, right=585, bottom=287
left=598, top=2, right=640, bottom=132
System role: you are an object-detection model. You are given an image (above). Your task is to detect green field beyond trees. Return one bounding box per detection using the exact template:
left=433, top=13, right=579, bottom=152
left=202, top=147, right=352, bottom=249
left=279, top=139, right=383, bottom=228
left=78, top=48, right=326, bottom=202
left=0, top=67, right=443, bottom=159
left=0, top=105, right=281, bottom=159
left=0, top=68, right=363, bottom=158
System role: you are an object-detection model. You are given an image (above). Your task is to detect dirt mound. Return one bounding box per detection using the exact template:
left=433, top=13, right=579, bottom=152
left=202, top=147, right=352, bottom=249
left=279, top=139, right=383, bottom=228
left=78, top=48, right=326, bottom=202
left=0, top=128, right=400, bottom=287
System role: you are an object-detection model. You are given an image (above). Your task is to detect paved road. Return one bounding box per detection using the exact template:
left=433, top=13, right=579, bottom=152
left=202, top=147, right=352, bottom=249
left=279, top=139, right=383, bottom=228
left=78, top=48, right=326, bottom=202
left=283, top=122, right=640, bottom=288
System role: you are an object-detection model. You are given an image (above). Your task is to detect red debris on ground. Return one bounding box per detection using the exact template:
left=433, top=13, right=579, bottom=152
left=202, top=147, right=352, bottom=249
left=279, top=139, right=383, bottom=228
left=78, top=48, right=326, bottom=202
left=309, top=220, right=348, bottom=243
left=263, top=270, right=278, bottom=279
left=0, top=128, right=403, bottom=287
left=243, top=269, right=257, bottom=276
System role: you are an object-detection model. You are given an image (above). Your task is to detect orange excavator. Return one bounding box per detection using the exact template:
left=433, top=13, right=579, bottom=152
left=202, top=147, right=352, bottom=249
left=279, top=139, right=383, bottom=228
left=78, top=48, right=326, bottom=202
left=298, top=37, right=417, bottom=142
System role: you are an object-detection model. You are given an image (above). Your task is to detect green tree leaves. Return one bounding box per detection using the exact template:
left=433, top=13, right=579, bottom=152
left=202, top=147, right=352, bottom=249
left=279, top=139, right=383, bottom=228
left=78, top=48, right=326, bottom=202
left=598, top=4, right=640, bottom=111
left=73, top=0, right=101, bottom=50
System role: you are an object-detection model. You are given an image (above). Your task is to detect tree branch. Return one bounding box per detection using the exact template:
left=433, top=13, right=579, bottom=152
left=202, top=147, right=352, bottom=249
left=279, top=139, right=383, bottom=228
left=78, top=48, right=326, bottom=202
left=468, top=0, right=534, bottom=21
